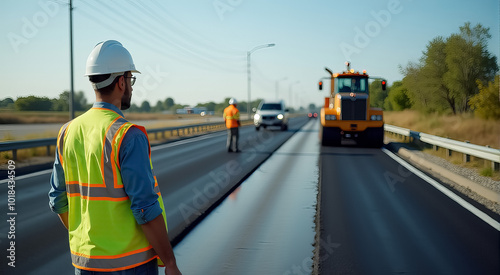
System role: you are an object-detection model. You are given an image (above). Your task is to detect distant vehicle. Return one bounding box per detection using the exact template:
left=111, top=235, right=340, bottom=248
left=254, top=100, right=289, bottom=131
left=308, top=112, right=318, bottom=119
left=317, top=62, right=386, bottom=147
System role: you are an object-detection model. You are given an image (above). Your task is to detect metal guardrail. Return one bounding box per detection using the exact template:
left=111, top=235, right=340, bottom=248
left=384, top=124, right=500, bottom=171
left=2, top=122, right=498, bottom=171
left=0, top=121, right=234, bottom=160
left=0, top=137, right=57, bottom=160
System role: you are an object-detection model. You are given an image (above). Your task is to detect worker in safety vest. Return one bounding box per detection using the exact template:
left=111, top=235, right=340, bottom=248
left=48, top=40, right=181, bottom=275
left=223, top=98, right=241, bottom=152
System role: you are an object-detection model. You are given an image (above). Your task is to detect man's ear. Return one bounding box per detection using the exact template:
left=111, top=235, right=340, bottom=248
left=118, top=75, right=125, bottom=90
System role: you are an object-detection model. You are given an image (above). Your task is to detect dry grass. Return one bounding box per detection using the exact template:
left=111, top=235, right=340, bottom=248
left=385, top=110, right=500, bottom=149
left=385, top=110, right=500, bottom=180
left=0, top=110, right=217, bottom=124
left=0, top=111, right=77, bottom=124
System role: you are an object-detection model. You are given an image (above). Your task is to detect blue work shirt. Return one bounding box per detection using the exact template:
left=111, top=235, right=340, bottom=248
left=48, top=102, right=163, bottom=225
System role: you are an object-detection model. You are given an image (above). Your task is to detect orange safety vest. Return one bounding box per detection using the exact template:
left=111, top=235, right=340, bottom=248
left=223, top=105, right=240, bottom=128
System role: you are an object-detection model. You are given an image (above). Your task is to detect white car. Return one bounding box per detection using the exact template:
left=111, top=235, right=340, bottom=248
left=254, top=100, right=289, bottom=131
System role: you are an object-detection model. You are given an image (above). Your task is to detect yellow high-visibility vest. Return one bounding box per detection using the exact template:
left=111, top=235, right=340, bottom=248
left=57, top=107, right=167, bottom=272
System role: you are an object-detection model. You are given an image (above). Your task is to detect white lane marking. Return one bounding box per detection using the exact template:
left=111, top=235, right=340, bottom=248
left=382, top=148, right=500, bottom=231
left=152, top=132, right=226, bottom=151
left=0, top=169, right=52, bottom=185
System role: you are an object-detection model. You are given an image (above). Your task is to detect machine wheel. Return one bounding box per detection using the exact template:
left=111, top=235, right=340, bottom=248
left=255, top=126, right=260, bottom=131
left=281, top=124, right=288, bottom=131
left=320, top=126, right=341, bottom=146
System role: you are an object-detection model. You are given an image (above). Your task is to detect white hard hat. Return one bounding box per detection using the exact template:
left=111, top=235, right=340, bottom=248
left=85, top=40, right=140, bottom=89
left=229, top=98, right=237, bottom=105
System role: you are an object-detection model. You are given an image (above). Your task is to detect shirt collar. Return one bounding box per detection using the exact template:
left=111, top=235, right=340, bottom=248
left=93, top=102, right=125, bottom=117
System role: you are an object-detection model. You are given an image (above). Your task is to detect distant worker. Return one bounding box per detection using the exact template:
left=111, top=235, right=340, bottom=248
left=223, top=98, right=241, bottom=152
left=48, top=40, right=181, bottom=275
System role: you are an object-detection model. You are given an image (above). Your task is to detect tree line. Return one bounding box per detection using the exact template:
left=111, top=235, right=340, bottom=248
left=0, top=92, right=276, bottom=115
left=370, top=22, right=499, bottom=119
left=0, top=91, right=89, bottom=112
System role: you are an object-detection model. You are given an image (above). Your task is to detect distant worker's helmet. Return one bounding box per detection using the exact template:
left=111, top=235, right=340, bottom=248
left=229, top=98, right=237, bottom=105
left=85, top=40, right=140, bottom=89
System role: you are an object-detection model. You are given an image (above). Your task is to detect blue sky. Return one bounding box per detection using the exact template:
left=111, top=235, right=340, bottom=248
left=1, top=0, right=499, bottom=109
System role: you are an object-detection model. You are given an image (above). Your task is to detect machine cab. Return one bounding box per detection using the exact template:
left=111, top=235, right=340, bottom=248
left=334, top=76, right=369, bottom=94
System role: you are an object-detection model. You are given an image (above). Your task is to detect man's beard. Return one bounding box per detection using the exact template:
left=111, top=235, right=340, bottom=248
left=121, top=85, right=132, bottom=110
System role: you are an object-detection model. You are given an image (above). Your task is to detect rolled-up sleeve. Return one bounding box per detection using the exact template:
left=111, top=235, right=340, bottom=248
left=120, top=126, right=163, bottom=225
left=48, top=147, right=68, bottom=214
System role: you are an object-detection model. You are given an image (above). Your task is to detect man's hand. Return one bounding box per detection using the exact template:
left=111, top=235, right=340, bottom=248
left=141, top=215, right=181, bottom=274
left=57, top=212, right=69, bottom=229
left=165, top=265, right=182, bottom=275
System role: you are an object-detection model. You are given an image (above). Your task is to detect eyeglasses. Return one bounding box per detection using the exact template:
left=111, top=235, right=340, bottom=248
left=124, top=76, right=136, bottom=86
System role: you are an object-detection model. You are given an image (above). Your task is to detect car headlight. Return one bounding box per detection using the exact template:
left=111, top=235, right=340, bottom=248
left=254, top=114, right=260, bottom=120
left=370, top=115, right=383, bottom=121
left=277, top=114, right=284, bottom=120
left=325, top=115, right=336, bottom=120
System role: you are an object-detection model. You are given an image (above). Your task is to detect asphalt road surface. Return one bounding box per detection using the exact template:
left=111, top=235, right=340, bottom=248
left=1, top=116, right=499, bottom=274
left=316, top=142, right=500, bottom=274
left=173, top=118, right=319, bottom=274
left=0, top=117, right=309, bottom=274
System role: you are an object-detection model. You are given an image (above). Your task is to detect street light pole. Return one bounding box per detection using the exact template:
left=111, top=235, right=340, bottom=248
left=69, top=0, right=75, bottom=120
left=247, top=43, right=275, bottom=119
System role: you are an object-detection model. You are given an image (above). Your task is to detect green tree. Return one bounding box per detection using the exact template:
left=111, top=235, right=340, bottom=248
left=401, top=22, right=498, bottom=114
left=444, top=22, right=498, bottom=112
left=15, top=96, right=52, bottom=111
left=0, top=98, right=14, bottom=108
left=128, top=103, right=140, bottom=113
left=196, top=101, right=216, bottom=112
left=401, top=37, right=454, bottom=113
left=140, top=101, right=151, bottom=112
left=369, top=80, right=388, bottom=108
left=52, top=91, right=88, bottom=112
left=469, top=76, right=500, bottom=119
left=153, top=100, right=164, bottom=112
left=384, top=81, right=412, bottom=111
left=421, top=37, right=456, bottom=113
left=164, top=97, right=175, bottom=110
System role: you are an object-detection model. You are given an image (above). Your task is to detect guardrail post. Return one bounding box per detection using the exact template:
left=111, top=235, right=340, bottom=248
left=12, top=149, right=17, bottom=160
left=493, top=162, right=500, bottom=171
left=446, top=148, right=452, bottom=157
left=463, top=141, right=471, bottom=163
left=46, top=145, right=51, bottom=156
left=485, top=145, right=499, bottom=171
